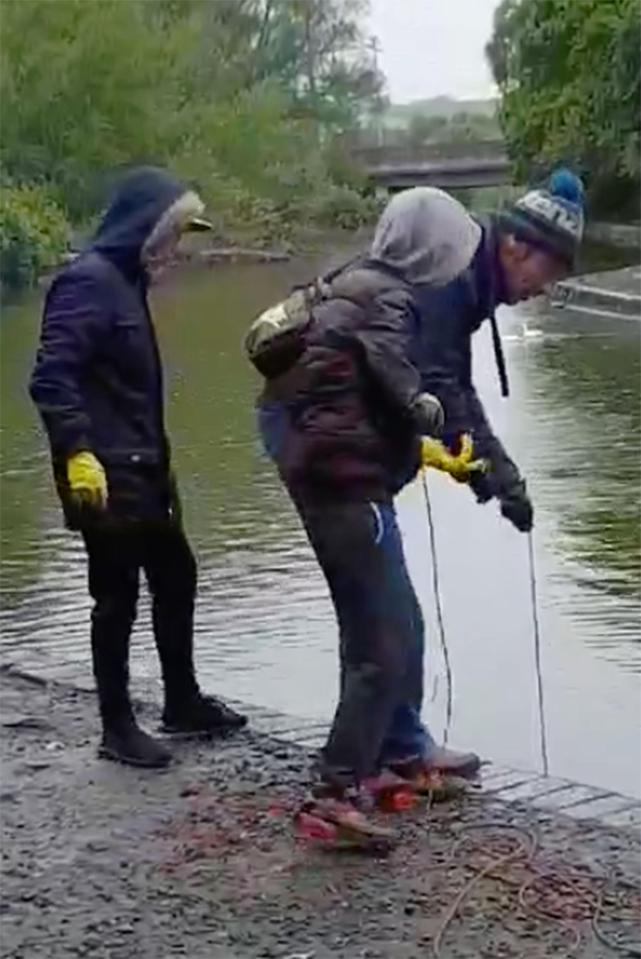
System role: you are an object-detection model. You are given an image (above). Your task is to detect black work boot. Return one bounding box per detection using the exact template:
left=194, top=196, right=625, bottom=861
left=150, top=569, right=248, bottom=736
left=160, top=693, right=247, bottom=738
left=89, top=589, right=172, bottom=768
left=99, top=718, right=172, bottom=768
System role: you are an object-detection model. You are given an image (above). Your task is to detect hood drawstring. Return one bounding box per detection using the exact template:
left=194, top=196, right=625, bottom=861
left=490, top=309, right=510, bottom=398
left=478, top=216, right=510, bottom=399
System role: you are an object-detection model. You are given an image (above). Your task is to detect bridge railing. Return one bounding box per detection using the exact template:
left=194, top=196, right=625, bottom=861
left=349, top=139, right=507, bottom=169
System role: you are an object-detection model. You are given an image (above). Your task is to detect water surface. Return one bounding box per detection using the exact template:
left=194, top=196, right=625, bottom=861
left=1, top=256, right=639, bottom=795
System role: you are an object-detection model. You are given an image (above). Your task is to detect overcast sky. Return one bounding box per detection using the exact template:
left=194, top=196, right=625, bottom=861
left=367, top=0, right=501, bottom=103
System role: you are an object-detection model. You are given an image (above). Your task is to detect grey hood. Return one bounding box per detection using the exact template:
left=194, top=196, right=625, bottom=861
left=370, top=187, right=482, bottom=287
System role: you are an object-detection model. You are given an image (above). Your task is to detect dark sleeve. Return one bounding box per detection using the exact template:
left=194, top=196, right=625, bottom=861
left=461, top=388, right=523, bottom=499
left=350, top=290, right=423, bottom=417
left=29, top=272, right=110, bottom=458
left=422, top=334, right=522, bottom=500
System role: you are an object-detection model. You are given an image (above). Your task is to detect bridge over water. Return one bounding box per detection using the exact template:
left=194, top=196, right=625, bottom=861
left=350, top=139, right=511, bottom=190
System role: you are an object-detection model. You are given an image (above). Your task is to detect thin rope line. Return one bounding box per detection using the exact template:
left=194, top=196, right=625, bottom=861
left=527, top=529, right=549, bottom=776
left=421, top=470, right=453, bottom=746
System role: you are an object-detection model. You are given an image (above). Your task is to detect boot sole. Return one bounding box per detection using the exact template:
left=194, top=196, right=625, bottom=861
left=159, top=723, right=247, bottom=739
left=430, top=759, right=482, bottom=780
left=158, top=728, right=216, bottom=740
left=295, top=812, right=395, bottom=853
left=98, top=745, right=171, bottom=769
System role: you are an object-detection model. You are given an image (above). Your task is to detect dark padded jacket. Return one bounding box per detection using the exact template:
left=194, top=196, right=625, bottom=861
left=262, top=262, right=427, bottom=503
left=30, top=168, right=187, bottom=529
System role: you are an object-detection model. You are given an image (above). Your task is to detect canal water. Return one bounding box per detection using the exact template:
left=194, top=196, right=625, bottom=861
left=1, top=254, right=639, bottom=796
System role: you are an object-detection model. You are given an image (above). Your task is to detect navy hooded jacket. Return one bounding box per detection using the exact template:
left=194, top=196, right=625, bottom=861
left=413, top=217, right=522, bottom=502
left=30, top=167, right=189, bottom=528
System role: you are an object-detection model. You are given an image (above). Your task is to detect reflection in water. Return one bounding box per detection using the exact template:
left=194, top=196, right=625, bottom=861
left=531, top=332, right=640, bottom=603
left=1, top=261, right=639, bottom=797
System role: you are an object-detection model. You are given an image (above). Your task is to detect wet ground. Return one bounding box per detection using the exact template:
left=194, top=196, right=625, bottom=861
left=2, top=670, right=640, bottom=959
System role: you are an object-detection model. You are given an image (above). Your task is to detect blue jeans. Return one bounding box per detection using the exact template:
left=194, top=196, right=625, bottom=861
left=258, top=404, right=436, bottom=783
left=374, top=503, right=437, bottom=767
left=294, top=497, right=438, bottom=785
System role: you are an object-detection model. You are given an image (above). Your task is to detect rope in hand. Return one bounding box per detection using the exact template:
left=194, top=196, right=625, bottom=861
left=527, top=528, right=550, bottom=776
left=421, top=470, right=453, bottom=746
left=422, top=468, right=549, bottom=772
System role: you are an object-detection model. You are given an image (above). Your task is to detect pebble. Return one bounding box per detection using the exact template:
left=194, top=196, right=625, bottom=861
left=3, top=670, right=639, bottom=959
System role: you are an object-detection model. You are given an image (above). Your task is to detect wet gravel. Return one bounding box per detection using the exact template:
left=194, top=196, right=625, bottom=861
left=1, top=669, right=639, bottom=959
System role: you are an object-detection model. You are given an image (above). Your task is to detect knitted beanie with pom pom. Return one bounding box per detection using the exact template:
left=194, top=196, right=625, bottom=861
left=499, top=167, right=585, bottom=268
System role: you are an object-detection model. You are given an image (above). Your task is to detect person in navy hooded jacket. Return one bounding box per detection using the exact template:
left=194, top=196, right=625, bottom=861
left=31, top=168, right=247, bottom=769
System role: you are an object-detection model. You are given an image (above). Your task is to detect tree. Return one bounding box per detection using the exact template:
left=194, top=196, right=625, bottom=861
left=407, top=115, right=447, bottom=147
left=486, top=0, right=640, bottom=215
left=0, top=0, right=174, bottom=217
left=251, top=0, right=385, bottom=131
left=0, top=0, right=384, bottom=286
left=0, top=0, right=383, bottom=221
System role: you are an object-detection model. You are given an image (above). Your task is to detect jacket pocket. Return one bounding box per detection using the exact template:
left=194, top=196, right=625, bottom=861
left=98, top=448, right=163, bottom=467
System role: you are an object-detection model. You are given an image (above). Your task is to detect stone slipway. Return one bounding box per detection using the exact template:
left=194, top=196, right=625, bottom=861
left=552, top=265, right=641, bottom=321
left=2, top=665, right=640, bottom=959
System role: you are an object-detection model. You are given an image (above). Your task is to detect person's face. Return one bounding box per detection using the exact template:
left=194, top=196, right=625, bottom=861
left=498, top=235, right=569, bottom=304
left=142, top=224, right=183, bottom=284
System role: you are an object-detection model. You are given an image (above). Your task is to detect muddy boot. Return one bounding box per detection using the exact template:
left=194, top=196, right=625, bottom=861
left=389, top=759, right=467, bottom=803
left=160, top=693, right=247, bottom=738
left=99, top=718, right=172, bottom=768
left=424, top=746, right=481, bottom=779
left=362, top=769, right=418, bottom=812
left=295, top=787, right=396, bottom=852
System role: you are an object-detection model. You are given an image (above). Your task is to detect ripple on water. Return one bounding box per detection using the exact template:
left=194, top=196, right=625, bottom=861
left=1, top=274, right=639, bottom=796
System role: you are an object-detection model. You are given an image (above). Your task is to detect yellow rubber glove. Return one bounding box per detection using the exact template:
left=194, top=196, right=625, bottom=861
left=67, top=451, right=108, bottom=510
left=420, top=433, right=488, bottom=483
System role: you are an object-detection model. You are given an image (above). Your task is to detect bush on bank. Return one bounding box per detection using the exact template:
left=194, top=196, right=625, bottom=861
left=0, top=183, right=69, bottom=293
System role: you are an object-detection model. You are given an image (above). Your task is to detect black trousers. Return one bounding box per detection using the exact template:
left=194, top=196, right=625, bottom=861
left=82, top=523, right=199, bottom=727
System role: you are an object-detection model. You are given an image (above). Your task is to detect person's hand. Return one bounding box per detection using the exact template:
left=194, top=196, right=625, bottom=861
left=500, top=483, right=533, bottom=532
left=420, top=433, right=488, bottom=483
left=468, top=469, right=493, bottom=503
left=67, top=451, right=108, bottom=511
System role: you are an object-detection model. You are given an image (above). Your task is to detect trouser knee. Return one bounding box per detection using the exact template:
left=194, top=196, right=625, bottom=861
left=91, top=591, right=137, bottom=631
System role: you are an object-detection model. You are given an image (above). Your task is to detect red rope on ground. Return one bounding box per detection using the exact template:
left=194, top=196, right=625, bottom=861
left=428, top=822, right=641, bottom=958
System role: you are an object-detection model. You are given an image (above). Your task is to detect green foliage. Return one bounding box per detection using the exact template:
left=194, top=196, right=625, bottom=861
left=0, top=0, right=177, bottom=219
left=0, top=0, right=383, bottom=277
left=0, top=183, right=69, bottom=293
left=407, top=111, right=500, bottom=147
left=302, top=184, right=381, bottom=230
left=487, top=0, right=640, bottom=215
left=382, top=95, right=497, bottom=129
